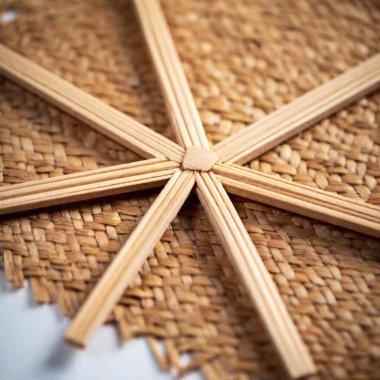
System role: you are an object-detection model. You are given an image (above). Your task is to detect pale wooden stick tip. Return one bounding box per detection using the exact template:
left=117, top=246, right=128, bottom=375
left=64, top=332, right=86, bottom=349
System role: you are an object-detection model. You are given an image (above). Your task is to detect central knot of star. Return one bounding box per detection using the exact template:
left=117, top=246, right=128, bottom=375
left=182, top=147, right=219, bottom=171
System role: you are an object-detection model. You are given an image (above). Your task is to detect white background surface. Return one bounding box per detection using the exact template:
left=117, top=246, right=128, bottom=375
left=0, top=273, right=202, bottom=380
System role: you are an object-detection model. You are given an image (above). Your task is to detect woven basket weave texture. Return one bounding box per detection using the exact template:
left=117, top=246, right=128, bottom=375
left=0, top=0, right=380, bottom=379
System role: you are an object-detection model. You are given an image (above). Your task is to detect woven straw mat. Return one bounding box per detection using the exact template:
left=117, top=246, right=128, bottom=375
left=0, top=0, right=380, bottom=379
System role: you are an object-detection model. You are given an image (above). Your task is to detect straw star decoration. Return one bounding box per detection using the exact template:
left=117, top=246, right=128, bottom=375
left=1, top=0, right=379, bottom=378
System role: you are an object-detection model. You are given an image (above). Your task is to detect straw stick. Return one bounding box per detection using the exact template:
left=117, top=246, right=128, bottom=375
left=214, top=53, right=380, bottom=164
left=0, top=44, right=184, bottom=162
left=0, top=159, right=178, bottom=214
left=196, top=172, right=316, bottom=378
left=65, top=170, right=195, bottom=347
left=214, top=164, right=380, bottom=237
left=134, top=0, right=209, bottom=149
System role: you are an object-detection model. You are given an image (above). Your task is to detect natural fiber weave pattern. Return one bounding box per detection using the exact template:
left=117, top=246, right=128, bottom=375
left=0, top=0, right=173, bottom=138
left=165, top=0, right=380, bottom=203
left=1, top=0, right=380, bottom=379
left=247, top=96, right=380, bottom=203
left=0, top=79, right=140, bottom=183
left=166, top=0, right=380, bottom=140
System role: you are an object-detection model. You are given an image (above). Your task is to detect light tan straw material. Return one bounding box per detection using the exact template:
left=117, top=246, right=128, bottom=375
left=1, top=0, right=379, bottom=379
